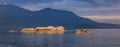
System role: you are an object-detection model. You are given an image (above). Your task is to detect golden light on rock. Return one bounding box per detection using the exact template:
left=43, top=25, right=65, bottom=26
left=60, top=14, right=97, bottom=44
left=9, top=30, right=18, bottom=32
left=73, top=29, right=91, bottom=34
left=20, top=26, right=65, bottom=34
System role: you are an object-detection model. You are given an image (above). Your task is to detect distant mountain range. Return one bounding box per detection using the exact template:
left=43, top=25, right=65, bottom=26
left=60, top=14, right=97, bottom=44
left=0, top=4, right=120, bottom=29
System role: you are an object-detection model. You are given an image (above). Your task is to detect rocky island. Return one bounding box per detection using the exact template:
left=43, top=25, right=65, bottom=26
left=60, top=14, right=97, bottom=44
left=73, top=29, right=91, bottom=34
left=20, top=26, right=65, bottom=34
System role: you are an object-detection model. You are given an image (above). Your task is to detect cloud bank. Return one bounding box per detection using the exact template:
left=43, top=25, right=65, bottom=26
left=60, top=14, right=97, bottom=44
left=0, top=0, right=120, bottom=24
left=6, top=0, right=120, bottom=16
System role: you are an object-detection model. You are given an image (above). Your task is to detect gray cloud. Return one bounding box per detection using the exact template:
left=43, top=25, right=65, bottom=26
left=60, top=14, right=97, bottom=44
left=77, top=0, right=99, bottom=5
left=0, top=0, right=63, bottom=4
left=0, top=0, right=120, bottom=16
left=1, top=0, right=120, bottom=6
left=1, top=0, right=120, bottom=24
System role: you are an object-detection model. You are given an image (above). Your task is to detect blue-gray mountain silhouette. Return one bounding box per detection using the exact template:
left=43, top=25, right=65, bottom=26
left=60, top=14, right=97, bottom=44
left=0, top=4, right=120, bottom=29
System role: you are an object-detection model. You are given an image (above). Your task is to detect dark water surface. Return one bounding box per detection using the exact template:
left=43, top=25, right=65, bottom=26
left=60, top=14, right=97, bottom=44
left=0, top=29, right=120, bottom=47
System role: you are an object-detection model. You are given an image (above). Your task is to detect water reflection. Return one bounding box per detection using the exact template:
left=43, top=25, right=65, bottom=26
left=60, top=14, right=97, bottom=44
left=14, top=34, right=64, bottom=47
left=0, top=32, right=93, bottom=47
left=0, top=29, right=120, bottom=47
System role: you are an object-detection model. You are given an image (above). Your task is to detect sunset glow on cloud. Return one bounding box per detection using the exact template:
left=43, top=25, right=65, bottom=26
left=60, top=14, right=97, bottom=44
left=82, top=15, right=120, bottom=24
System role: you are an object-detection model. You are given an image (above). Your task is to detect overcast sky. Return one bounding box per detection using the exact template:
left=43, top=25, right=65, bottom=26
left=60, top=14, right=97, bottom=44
left=0, top=0, right=120, bottom=24
left=0, top=0, right=120, bottom=15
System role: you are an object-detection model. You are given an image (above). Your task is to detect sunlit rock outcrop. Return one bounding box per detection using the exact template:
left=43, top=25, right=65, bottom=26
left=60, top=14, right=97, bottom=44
left=9, top=30, right=18, bottom=32
left=20, top=28, right=35, bottom=33
left=73, top=29, right=91, bottom=34
left=20, top=26, right=65, bottom=34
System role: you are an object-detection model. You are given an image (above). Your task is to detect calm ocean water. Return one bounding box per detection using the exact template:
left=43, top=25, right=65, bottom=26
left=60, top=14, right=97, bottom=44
left=0, top=29, right=120, bottom=47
